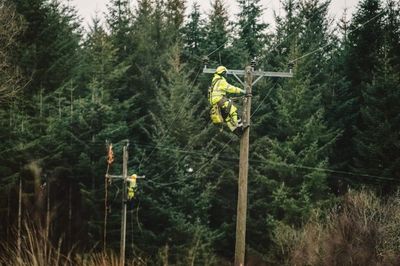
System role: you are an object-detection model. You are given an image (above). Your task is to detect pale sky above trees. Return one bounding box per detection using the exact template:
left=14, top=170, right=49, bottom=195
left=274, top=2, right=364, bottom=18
left=65, top=0, right=360, bottom=30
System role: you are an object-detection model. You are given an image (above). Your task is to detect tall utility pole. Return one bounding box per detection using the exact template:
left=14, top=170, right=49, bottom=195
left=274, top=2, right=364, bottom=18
left=120, top=143, right=128, bottom=266
left=105, top=141, right=145, bottom=266
left=235, top=66, right=252, bottom=266
left=203, top=61, right=292, bottom=266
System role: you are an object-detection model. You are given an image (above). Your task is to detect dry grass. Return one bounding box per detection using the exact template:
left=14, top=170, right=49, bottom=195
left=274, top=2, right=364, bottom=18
left=1, top=222, right=149, bottom=266
left=0, top=223, right=72, bottom=266
left=9, top=189, right=399, bottom=265
left=75, top=252, right=123, bottom=266
left=1, top=222, right=216, bottom=266
left=273, top=189, right=400, bottom=266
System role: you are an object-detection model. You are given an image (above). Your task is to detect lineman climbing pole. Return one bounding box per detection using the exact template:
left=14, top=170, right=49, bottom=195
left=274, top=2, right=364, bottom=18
left=203, top=61, right=293, bottom=266
left=105, top=141, right=145, bottom=266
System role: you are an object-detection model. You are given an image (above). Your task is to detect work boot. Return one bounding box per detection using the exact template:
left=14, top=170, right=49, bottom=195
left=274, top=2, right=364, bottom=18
left=233, top=125, right=243, bottom=136
left=233, top=122, right=250, bottom=136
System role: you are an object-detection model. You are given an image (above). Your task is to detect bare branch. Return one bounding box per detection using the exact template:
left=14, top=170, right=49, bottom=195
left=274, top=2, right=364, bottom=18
left=0, top=2, right=25, bottom=104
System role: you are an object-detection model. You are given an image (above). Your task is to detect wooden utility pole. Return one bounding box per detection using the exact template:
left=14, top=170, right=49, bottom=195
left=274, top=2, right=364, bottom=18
left=105, top=141, right=145, bottom=266
left=120, top=143, right=128, bottom=266
left=203, top=62, right=292, bottom=266
left=235, top=66, right=252, bottom=265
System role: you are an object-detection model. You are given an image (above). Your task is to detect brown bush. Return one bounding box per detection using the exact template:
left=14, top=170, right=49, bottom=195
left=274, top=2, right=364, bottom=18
left=274, top=190, right=400, bottom=266
left=0, top=2, right=24, bottom=103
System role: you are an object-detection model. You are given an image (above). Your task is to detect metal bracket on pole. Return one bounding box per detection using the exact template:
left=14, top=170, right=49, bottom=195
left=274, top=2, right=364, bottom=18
left=106, top=174, right=146, bottom=180
left=232, top=72, right=245, bottom=87
left=252, top=75, right=264, bottom=86
left=203, top=67, right=293, bottom=87
left=203, top=67, right=293, bottom=80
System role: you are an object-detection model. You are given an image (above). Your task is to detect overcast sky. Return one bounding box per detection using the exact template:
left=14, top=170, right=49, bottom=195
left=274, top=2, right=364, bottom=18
left=65, top=0, right=360, bottom=30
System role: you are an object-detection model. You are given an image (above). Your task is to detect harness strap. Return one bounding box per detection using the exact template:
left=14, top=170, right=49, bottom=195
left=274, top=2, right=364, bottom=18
left=217, top=97, right=227, bottom=108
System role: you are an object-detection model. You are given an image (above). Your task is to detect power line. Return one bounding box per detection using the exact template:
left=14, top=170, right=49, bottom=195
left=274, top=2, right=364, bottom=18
left=187, top=82, right=280, bottom=181
left=289, top=10, right=386, bottom=64
left=128, top=139, right=398, bottom=185
left=138, top=53, right=278, bottom=181
left=258, top=6, right=341, bottom=65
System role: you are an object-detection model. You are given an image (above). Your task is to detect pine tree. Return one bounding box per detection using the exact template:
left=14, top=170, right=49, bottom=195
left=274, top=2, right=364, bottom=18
left=247, top=0, right=338, bottom=254
left=136, top=46, right=217, bottom=261
left=296, top=0, right=332, bottom=89
left=385, top=0, right=400, bottom=71
left=164, top=0, right=186, bottom=42
left=266, top=0, right=299, bottom=70
left=12, top=0, right=81, bottom=94
left=332, top=0, right=385, bottom=174
left=249, top=74, right=338, bottom=254
left=236, top=0, right=268, bottom=59
left=345, top=0, right=384, bottom=89
left=182, top=2, right=206, bottom=64
left=205, top=0, right=230, bottom=65
left=106, top=0, right=132, bottom=60
left=352, top=45, right=400, bottom=191
left=0, top=0, right=82, bottom=246
left=105, top=0, right=136, bottom=104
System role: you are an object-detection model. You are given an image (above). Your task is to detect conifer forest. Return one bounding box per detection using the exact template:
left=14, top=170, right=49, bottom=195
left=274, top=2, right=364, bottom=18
left=1, top=0, right=400, bottom=265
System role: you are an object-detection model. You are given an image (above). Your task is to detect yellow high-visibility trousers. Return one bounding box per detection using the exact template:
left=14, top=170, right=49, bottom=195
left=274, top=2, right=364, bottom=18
left=220, top=100, right=240, bottom=132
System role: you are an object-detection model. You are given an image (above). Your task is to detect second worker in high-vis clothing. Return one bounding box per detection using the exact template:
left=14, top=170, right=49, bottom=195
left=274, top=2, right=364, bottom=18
left=208, top=66, right=245, bottom=135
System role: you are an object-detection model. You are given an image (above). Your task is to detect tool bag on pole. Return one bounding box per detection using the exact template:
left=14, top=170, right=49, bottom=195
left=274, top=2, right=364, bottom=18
left=210, top=104, right=223, bottom=124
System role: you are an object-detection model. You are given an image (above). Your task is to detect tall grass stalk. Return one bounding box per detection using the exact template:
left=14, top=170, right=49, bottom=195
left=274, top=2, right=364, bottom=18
left=0, top=222, right=71, bottom=266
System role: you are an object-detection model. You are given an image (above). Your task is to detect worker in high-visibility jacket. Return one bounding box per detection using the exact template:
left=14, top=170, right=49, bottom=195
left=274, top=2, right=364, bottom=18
left=208, top=66, right=245, bottom=134
left=127, top=174, right=137, bottom=201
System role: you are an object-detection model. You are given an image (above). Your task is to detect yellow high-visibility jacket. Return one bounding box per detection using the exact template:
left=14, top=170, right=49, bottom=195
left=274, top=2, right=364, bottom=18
left=209, top=74, right=241, bottom=105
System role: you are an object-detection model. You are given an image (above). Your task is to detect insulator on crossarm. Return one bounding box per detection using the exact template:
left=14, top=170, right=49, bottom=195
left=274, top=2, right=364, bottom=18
left=288, top=62, right=294, bottom=73
left=251, top=58, right=257, bottom=69
left=203, top=56, right=209, bottom=69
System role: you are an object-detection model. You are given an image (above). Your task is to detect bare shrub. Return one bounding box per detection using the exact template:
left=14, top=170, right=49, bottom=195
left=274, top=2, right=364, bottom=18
left=274, top=189, right=400, bottom=266
left=0, top=2, right=25, bottom=104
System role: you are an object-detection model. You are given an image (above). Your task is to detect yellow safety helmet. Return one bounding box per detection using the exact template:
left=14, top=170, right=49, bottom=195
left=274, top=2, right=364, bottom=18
left=215, top=66, right=227, bottom=75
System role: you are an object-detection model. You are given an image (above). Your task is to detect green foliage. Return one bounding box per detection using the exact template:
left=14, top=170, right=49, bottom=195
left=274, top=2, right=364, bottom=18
left=135, top=46, right=218, bottom=259
left=353, top=58, right=400, bottom=189
left=385, top=0, right=400, bottom=71
left=236, top=0, right=268, bottom=59
left=205, top=0, right=230, bottom=65
left=182, top=2, right=206, bottom=65
left=1, top=0, right=400, bottom=263
left=12, top=0, right=81, bottom=94
left=331, top=0, right=398, bottom=187
left=249, top=74, right=338, bottom=253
